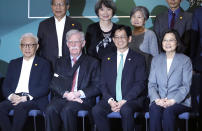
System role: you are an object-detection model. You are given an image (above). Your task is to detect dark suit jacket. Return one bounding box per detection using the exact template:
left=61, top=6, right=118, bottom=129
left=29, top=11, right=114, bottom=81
left=154, top=8, right=192, bottom=55
left=37, top=16, right=82, bottom=71
left=50, top=54, right=100, bottom=107
left=190, top=7, right=202, bottom=72
left=2, top=56, right=51, bottom=111
left=100, top=49, right=147, bottom=108
left=85, top=22, right=118, bottom=60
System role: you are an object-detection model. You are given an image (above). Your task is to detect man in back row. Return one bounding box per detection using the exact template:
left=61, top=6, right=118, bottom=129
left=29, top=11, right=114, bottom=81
left=37, top=0, right=82, bottom=71
left=154, top=0, right=192, bottom=55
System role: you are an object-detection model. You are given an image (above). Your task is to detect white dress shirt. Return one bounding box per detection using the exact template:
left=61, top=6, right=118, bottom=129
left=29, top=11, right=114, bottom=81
left=55, top=16, right=66, bottom=57
left=167, top=58, right=173, bottom=74
left=8, top=56, right=35, bottom=100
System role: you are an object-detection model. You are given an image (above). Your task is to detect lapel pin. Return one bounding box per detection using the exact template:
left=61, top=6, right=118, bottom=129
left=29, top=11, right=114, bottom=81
left=72, top=24, right=75, bottom=26
left=179, top=16, right=183, bottom=20
left=128, top=58, right=131, bottom=61
left=35, top=64, right=38, bottom=66
left=107, top=57, right=111, bottom=61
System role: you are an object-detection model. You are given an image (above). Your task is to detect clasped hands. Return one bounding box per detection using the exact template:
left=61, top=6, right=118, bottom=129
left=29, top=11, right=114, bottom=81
left=109, top=99, right=127, bottom=112
left=10, top=94, right=27, bottom=106
left=63, top=91, right=83, bottom=103
left=155, top=98, right=175, bottom=108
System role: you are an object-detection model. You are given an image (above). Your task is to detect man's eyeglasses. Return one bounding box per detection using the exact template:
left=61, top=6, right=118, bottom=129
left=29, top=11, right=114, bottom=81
left=114, top=36, right=128, bottom=40
left=21, top=44, right=37, bottom=49
left=52, top=2, right=66, bottom=7
left=68, top=41, right=83, bottom=45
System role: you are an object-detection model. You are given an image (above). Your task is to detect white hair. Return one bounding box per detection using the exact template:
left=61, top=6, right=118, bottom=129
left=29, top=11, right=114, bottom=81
left=66, top=29, right=85, bottom=43
left=20, top=33, right=38, bottom=44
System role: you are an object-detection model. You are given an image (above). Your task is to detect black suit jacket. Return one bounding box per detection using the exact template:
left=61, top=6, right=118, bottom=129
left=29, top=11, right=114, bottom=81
left=2, top=56, right=52, bottom=111
left=154, top=8, right=192, bottom=55
left=37, top=16, right=82, bottom=71
left=85, top=22, right=118, bottom=60
left=50, top=54, right=100, bottom=106
left=100, top=49, right=147, bottom=107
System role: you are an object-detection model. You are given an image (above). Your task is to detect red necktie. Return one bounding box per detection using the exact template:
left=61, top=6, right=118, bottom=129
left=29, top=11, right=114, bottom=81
left=71, top=58, right=77, bottom=92
left=170, top=12, right=175, bottom=29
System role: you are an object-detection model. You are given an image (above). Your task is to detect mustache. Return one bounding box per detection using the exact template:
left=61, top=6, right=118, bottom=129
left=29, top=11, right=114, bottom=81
left=69, top=47, right=79, bottom=50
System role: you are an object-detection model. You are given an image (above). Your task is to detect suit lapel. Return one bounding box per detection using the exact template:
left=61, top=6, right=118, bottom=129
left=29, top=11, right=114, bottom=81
left=122, top=50, right=133, bottom=84
left=174, top=8, right=184, bottom=29
left=29, top=57, right=39, bottom=88
left=14, top=58, right=23, bottom=88
left=110, top=53, right=117, bottom=93
left=77, top=55, right=86, bottom=89
left=50, top=17, right=58, bottom=45
left=161, top=54, right=168, bottom=82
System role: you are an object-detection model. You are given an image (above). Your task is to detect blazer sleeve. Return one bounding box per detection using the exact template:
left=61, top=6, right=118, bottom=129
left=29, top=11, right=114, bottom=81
left=148, top=57, right=161, bottom=103
left=2, top=60, right=15, bottom=98
left=149, top=31, right=159, bottom=56
left=170, top=58, right=192, bottom=103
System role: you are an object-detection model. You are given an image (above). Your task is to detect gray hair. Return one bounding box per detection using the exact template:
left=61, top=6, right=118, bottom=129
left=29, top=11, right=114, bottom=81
left=94, top=0, right=116, bottom=16
left=66, top=29, right=85, bottom=43
left=51, top=0, right=69, bottom=5
left=130, top=6, right=149, bottom=21
left=20, top=33, right=38, bottom=44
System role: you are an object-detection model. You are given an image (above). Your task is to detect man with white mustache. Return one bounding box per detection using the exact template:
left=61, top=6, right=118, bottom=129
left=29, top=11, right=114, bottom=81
left=45, top=29, right=100, bottom=131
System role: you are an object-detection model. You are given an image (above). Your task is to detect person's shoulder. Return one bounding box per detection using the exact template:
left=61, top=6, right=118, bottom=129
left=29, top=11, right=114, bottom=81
left=35, top=56, right=50, bottom=66
left=66, top=16, right=81, bottom=25
left=39, top=16, right=54, bottom=25
left=145, top=29, right=156, bottom=36
left=85, top=55, right=100, bottom=64
left=176, top=53, right=190, bottom=62
left=156, top=11, right=167, bottom=18
left=87, top=22, right=99, bottom=29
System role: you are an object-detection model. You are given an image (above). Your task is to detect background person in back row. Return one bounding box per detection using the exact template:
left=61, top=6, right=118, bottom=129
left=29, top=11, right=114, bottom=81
left=85, top=0, right=118, bottom=61
left=37, top=0, right=82, bottom=72
left=129, top=6, right=159, bottom=74
left=153, top=0, right=192, bottom=56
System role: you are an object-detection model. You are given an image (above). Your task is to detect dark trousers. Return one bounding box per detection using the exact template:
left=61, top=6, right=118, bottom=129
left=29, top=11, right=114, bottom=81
left=149, top=102, right=190, bottom=131
left=0, top=99, right=38, bottom=131
left=45, top=97, right=91, bottom=131
left=92, top=99, right=141, bottom=131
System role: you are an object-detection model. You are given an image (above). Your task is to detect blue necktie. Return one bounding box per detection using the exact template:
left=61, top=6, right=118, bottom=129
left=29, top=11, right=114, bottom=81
left=116, top=54, right=123, bottom=101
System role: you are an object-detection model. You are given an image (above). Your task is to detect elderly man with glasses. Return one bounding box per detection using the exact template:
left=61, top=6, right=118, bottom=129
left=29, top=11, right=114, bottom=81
left=0, top=33, right=51, bottom=131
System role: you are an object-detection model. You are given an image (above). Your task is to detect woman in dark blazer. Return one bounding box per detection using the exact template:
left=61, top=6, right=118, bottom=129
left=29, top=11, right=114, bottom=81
left=85, top=0, right=118, bottom=61
left=148, top=29, right=192, bottom=131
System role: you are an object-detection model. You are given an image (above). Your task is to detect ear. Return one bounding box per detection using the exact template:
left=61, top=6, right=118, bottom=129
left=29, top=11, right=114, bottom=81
left=66, top=5, right=70, bottom=10
left=82, top=40, right=86, bottom=48
left=128, top=36, right=132, bottom=43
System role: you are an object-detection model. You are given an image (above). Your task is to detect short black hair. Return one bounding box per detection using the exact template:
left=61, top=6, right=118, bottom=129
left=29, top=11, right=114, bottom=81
left=112, top=25, right=132, bottom=38
left=51, top=0, right=69, bottom=5
left=94, top=0, right=116, bottom=17
left=161, top=29, right=185, bottom=53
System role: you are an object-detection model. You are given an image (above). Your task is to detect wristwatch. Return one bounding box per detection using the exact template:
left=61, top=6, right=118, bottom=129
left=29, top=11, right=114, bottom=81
left=26, top=95, right=30, bottom=101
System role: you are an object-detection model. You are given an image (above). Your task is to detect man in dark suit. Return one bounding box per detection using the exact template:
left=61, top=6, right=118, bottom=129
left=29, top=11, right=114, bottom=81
left=45, top=29, right=100, bottom=131
left=190, top=6, right=202, bottom=130
left=92, top=25, right=147, bottom=131
left=153, top=0, right=192, bottom=55
left=0, top=33, right=51, bottom=131
left=37, top=0, right=82, bottom=71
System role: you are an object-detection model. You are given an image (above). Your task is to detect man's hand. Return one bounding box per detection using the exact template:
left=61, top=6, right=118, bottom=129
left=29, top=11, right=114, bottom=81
left=117, top=100, right=127, bottom=109
left=72, top=98, right=83, bottom=103
left=63, top=91, right=81, bottom=101
left=109, top=100, right=119, bottom=112
left=11, top=96, right=27, bottom=106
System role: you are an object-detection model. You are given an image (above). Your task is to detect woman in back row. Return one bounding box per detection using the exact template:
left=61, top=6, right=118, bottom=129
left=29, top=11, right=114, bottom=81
left=129, top=6, right=159, bottom=73
left=85, top=0, right=118, bottom=61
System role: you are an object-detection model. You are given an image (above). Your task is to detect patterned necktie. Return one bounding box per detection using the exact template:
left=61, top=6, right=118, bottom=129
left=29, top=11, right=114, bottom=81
left=116, top=54, right=123, bottom=101
left=71, top=58, right=77, bottom=92
left=170, top=12, right=176, bottom=29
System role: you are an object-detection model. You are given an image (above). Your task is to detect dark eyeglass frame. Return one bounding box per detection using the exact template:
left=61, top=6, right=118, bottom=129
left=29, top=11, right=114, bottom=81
left=20, top=44, right=37, bottom=49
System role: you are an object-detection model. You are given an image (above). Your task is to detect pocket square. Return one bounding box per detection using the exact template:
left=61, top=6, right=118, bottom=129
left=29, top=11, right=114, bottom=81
left=54, top=73, right=59, bottom=77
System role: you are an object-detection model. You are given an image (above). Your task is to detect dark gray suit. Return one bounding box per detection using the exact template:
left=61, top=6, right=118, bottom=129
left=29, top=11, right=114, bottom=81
left=154, top=8, right=192, bottom=55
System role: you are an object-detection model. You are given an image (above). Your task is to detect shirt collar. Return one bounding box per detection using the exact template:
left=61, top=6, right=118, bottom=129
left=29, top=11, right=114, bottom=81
left=70, top=53, right=82, bottom=61
left=54, top=15, right=66, bottom=24
left=23, top=55, right=35, bottom=64
left=168, top=7, right=180, bottom=16
left=117, top=48, right=129, bottom=57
